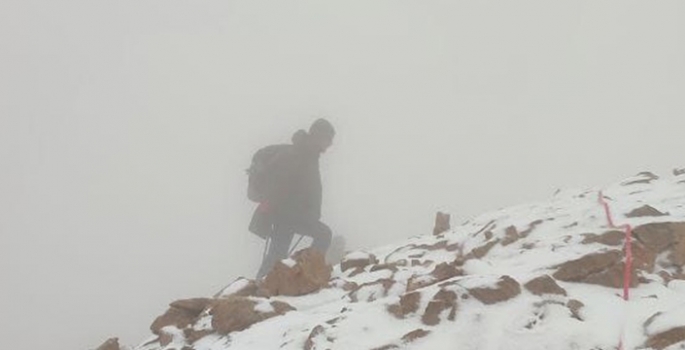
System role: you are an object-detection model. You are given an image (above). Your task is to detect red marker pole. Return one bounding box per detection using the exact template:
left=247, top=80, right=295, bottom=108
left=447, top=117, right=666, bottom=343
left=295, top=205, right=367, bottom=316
left=597, top=192, right=633, bottom=350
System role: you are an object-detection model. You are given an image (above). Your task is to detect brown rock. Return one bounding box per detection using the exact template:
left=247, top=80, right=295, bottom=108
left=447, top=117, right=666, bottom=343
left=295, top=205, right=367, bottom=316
left=215, top=278, right=271, bottom=298
left=468, top=275, right=521, bottom=305
left=411, top=259, right=434, bottom=268
left=401, top=329, right=431, bottom=343
left=581, top=231, right=625, bottom=246
left=184, top=329, right=213, bottom=344
left=433, top=212, right=451, bottom=235
left=271, top=300, right=295, bottom=314
left=263, top=248, right=332, bottom=296
left=416, top=240, right=448, bottom=251
left=422, top=289, right=458, bottom=325
left=341, top=252, right=378, bottom=272
left=304, top=325, right=326, bottom=350
left=646, top=327, right=685, bottom=350
left=552, top=250, right=626, bottom=288
left=210, top=296, right=294, bottom=335
left=626, top=205, right=667, bottom=218
left=151, top=306, right=197, bottom=335
left=467, top=239, right=500, bottom=259
left=520, top=220, right=544, bottom=237
left=370, top=263, right=400, bottom=273
left=348, top=279, right=396, bottom=302
left=329, top=278, right=358, bottom=292
left=431, top=262, right=464, bottom=282
left=370, top=329, right=432, bottom=350
left=633, top=222, right=685, bottom=253
left=632, top=241, right=657, bottom=272
left=670, top=235, right=685, bottom=267
left=159, top=332, right=173, bottom=347
left=371, top=345, right=399, bottom=350
left=567, top=299, right=584, bottom=321
left=524, top=275, right=567, bottom=296
left=622, top=172, right=658, bottom=185
left=484, top=231, right=494, bottom=240
left=170, top=298, right=213, bottom=315
left=387, top=291, right=421, bottom=319
left=501, top=226, right=520, bottom=246
left=95, top=338, right=121, bottom=350
left=406, top=263, right=462, bottom=292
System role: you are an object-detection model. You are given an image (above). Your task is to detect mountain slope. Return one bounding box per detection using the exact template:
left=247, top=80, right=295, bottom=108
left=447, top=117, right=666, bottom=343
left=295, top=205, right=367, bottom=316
left=121, top=170, right=685, bottom=350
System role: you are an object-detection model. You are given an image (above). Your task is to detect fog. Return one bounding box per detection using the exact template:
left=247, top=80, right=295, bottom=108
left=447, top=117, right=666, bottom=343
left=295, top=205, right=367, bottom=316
left=1, top=1, right=684, bottom=349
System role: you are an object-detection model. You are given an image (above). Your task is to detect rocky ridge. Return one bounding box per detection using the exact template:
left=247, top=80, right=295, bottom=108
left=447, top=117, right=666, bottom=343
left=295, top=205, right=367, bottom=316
left=96, top=170, right=685, bottom=350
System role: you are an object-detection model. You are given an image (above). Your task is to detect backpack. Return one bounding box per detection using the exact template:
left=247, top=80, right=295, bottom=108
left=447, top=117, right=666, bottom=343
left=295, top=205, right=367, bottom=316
left=246, top=144, right=289, bottom=203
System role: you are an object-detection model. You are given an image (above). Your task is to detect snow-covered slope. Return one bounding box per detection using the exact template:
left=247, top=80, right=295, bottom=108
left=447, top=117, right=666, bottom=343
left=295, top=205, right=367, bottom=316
left=129, top=170, right=685, bottom=350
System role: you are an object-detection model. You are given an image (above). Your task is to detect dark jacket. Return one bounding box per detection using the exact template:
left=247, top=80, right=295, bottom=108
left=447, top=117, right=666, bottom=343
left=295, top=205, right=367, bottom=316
left=249, top=130, right=323, bottom=236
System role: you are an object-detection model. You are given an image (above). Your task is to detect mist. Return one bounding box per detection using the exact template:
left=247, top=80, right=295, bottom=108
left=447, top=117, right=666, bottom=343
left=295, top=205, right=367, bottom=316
left=1, top=1, right=684, bottom=349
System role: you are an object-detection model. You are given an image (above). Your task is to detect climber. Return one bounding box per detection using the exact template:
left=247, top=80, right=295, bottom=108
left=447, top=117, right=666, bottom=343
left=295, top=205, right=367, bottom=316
left=248, top=118, right=336, bottom=279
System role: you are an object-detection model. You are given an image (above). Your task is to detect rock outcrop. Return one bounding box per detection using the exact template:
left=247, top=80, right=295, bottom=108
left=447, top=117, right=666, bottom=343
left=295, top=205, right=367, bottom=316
left=263, top=248, right=332, bottom=296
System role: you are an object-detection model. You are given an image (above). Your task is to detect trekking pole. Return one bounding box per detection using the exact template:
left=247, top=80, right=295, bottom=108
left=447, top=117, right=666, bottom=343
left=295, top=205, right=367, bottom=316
left=262, top=236, right=271, bottom=261
left=289, top=235, right=305, bottom=256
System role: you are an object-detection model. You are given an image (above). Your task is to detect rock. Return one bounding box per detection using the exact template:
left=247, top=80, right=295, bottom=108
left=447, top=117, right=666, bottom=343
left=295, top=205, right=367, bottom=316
left=263, top=248, right=332, bottom=296
left=626, top=205, right=667, bottom=218
left=632, top=241, right=657, bottom=272
left=567, top=299, right=584, bottom=321
left=433, top=212, right=451, bottom=235
left=169, top=298, right=213, bottom=315
left=401, top=329, right=431, bottom=343
left=466, top=240, right=500, bottom=259
left=633, top=222, right=685, bottom=253
left=622, top=172, right=659, bottom=186
left=341, top=252, right=378, bottom=272
left=304, top=325, right=326, bottom=350
left=371, top=345, right=399, bottom=350
left=468, top=275, right=521, bottom=305
left=501, top=226, right=520, bottom=246
left=150, top=299, right=212, bottom=335
left=348, top=279, right=396, bottom=302
left=370, top=329, right=431, bottom=350
left=210, top=296, right=294, bottom=335
left=524, top=275, right=567, bottom=296
left=422, top=289, right=458, bottom=325
left=369, top=263, right=400, bottom=273
left=552, top=250, right=636, bottom=288
left=158, top=332, right=173, bottom=347
left=215, top=278, right=270, bottom=298
left=520, top=220, right=544, bottom=237
left=581, top=230, right=625, bottom=246
left=671, top=237, right=685, bottom=267
left=674, top=168, right=685, bottom=176
left=95, top=338, right=121, bottom=350
left=387, top=291, right=421, bottom=319
left=406, top=263, right=463, bottom=291
left=645, top=327, right=685, bottom=350
left=329, top=278, right=358, bottom=292
left=183, top=329, right=213, bottom=344
left=432, top=262, right=464, bottom=281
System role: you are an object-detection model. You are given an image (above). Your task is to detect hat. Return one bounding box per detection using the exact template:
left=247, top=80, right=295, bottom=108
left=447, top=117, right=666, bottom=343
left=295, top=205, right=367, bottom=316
left=309, top=118, right=335, bottom=139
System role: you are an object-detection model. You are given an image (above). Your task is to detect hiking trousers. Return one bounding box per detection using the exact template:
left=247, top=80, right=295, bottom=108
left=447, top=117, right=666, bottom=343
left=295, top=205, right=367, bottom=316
left=256, top=220, right=332, bottom=279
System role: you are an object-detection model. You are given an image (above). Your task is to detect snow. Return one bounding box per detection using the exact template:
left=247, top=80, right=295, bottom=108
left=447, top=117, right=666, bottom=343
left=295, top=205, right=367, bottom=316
left=216, top=278, right=251, bottom=298
left=344, top=251, right=372, bottom=261
left=252, top=299, right=275, bottom=314
left=282, top=258, right=297, bottom=268
left=134, top=173, right=685, bottom=350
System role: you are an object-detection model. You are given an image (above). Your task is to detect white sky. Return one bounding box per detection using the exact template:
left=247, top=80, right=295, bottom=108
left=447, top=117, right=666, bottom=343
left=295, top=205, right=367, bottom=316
left=1, top=1, right=684, bottom=349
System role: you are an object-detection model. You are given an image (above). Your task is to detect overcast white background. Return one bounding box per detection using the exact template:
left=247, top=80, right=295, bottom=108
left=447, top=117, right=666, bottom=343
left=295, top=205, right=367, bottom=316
left=1, top=1, right=684, bottom=349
